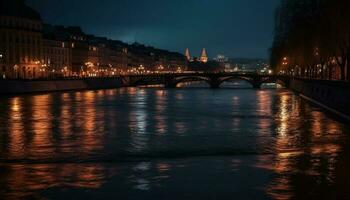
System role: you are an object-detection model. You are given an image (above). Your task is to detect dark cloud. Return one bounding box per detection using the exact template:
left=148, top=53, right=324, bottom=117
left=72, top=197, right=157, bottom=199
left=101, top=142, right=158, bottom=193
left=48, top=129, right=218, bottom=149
left=27, top=0, right=279, bottom=58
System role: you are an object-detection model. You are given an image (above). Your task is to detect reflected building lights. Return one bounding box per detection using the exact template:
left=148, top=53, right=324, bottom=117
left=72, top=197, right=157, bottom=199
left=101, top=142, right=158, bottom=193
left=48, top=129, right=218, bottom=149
left=311, top=111, right=323, bottom=136
left=80, top=91, right=104, bottom=153
left=30, top=95, right=54, bottom=159
left=258, top=93, right=294, bottom=200
left=8, top=97, right=25, bottom=158
left=175, top=93, right=184, bottom=100
left=59, top=93, right=74, bottom=153
left=155, top=90, right=168, bottom=135
left=1, top=164, right=108, bottom=199
left=264, top=92, right=345, bottom=200
left=174, top=122, right=188, bottom=134
left=277, top=95, right=290, bottom=137
left=127, top=87, right=138, bottom=96
left=256, top=90, right=273, bottom=136
left=156, top=163, right=171, bottom=173
left=131, top=162, right=151, bottom=191
left=0, top=84, right=349, bottom=200
left=128, top=89, right=149, bottom=152
left=60, top=94, right=73, bottom=138
left=232, top=96, right=240, bottom=106
left=327, top=121, right=342, bottom=135
left=155, top=162, right=172, bottom=181
left=232, top=118, right=241, bottom=130
left=257, top=90, right=273, bottom=116
left=72, top=165, right=106, bottom=188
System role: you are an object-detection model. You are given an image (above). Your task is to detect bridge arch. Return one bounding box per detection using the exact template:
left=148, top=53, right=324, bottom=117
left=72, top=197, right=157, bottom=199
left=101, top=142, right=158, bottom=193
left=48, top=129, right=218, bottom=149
left=128, top=73, right=289, bottom=89
left=172, top=76, right=212, bottom=87
left=131, top=76, right=165, bottom=86
left=216, top=76, right=256, bottom=88
left=260, top=76, right=288, bottom=87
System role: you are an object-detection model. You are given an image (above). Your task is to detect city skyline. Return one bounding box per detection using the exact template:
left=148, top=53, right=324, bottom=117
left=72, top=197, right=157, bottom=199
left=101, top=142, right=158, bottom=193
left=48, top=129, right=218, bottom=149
left=27, top=0, right=280, bottom=59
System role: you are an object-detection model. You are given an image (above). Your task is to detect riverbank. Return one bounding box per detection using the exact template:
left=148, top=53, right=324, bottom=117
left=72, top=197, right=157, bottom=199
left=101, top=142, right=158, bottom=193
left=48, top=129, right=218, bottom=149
left=289, top=78, right=350, bottom=118
left=0, top=78, right=124, bottom=94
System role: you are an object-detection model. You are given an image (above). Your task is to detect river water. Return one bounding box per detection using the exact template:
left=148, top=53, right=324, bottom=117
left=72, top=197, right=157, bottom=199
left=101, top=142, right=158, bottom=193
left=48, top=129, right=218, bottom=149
left=0, top=83, right=349, bottom=200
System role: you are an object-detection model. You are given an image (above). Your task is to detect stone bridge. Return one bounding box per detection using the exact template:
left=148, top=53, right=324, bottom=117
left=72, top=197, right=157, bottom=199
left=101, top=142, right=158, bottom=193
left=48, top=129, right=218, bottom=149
left=122, top=72, right=290, bottom=89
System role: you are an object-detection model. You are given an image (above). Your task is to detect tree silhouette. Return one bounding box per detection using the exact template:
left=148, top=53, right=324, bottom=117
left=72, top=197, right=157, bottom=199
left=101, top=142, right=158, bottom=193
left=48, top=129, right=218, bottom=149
left=271, top=0, right=350, bottom=81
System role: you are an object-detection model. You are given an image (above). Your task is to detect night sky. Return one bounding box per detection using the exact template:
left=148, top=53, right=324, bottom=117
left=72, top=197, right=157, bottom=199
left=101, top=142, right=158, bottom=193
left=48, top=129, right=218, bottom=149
left=27, top=0, right=280, bottom=59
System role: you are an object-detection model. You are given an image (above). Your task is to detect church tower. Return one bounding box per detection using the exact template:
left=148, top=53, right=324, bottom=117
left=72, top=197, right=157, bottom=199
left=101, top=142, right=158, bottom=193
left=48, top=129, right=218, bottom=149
left=200, top=48, right=208, bottom=63
left=185, top=48, right=191, bottom=61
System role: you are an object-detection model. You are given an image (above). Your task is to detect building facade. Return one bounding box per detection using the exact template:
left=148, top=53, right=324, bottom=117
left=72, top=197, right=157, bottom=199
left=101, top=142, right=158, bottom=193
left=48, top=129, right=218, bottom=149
left=184, top=48, right=209, bottom=64
left=200, top=48, right=208, bottom=63
left=0, top=0, right=188, bottom=79
left=0, top=0, right=43, bottom=79
left=43, top=39, right=71, bottom=77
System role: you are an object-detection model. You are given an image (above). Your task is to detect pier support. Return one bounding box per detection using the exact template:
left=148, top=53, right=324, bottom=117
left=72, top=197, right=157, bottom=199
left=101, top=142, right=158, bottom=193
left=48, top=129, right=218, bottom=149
left=210, top=83, right=220, bottom=89
left=252, top=83, right=261, bottom=89
left=164, top=77, right=177, bottom=88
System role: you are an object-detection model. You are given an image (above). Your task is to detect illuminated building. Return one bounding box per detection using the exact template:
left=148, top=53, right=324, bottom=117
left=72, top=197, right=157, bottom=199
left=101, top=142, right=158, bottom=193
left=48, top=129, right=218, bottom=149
left=0, top=0, right=43, bottom=79
left=0, top=0, right=188, bottom=79
left=185, top=48, right=191, bottom=61
left=43, top=39, right=71, bottom=77
left=214, top=54, right=229, bottom=63
left=200, top=48, right=208, bottom=63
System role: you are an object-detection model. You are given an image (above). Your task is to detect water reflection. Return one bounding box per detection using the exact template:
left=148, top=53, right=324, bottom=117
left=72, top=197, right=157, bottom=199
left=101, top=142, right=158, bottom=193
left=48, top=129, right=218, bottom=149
left=154, top=90, right=167, bottom=135
left=128, top=89, right=149, bottom=152
left=257, top=91, right=346, bottom=200
left=256, top=90, right=273, bottom=137
left=1, top=92, right=109, bottom=162
left=177, top=81, right=210, bottom=88
left=222, top=80, right=254, bottom=88
left=8, top=97, right=25, bottom=159
left=0, top=164, right=108, bottom=200
left=0, top=88, right=349, bottom=200
left=80, top=92, right=103, bottom=153
left=30, top=95, right=54, bottom=159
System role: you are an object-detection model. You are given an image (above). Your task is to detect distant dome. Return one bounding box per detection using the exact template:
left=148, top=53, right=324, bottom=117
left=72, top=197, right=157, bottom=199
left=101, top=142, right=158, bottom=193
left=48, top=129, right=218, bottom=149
left=0, top=0, right=41, bottom=21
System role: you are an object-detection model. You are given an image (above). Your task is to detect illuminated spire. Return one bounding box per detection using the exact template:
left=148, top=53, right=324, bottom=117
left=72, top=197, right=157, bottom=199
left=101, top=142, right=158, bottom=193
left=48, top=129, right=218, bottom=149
left=200, top=48, right=208, bottom=63
left=185, top=48, right=191, bottom=61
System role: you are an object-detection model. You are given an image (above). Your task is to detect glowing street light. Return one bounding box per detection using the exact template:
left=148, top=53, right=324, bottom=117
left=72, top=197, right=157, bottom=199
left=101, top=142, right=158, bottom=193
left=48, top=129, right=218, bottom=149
left=281, top=57, right=289, bottom=68
left=13, top=65, right=19, bottom=79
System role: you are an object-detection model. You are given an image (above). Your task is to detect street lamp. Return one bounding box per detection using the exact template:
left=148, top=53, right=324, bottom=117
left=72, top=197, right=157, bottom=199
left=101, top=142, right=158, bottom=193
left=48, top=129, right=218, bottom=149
left=0, top=53, right=4, bottom=79
left=40, top=64, right=48, bottom=78
left=281, top=57, right=289, bottom=75
left=282, top=57, right=288, bottom=65
left=13, top=65, right=19, bottom=79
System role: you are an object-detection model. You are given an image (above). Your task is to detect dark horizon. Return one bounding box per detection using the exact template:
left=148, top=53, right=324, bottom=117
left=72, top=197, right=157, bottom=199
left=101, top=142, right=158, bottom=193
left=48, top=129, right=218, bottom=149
left=27, top=0, right=279, bottom=59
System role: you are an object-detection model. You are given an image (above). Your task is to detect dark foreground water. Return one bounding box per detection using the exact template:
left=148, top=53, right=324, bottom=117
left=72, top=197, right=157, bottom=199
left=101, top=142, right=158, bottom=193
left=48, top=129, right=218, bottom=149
left=0, top=85, right=350, bottom=200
